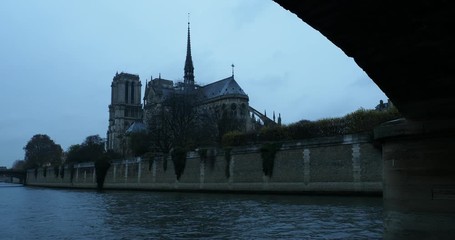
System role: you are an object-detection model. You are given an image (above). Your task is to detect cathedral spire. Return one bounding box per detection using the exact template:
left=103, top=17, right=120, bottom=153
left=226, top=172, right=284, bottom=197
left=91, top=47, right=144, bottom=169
left=184, top=15, right=194, bottom=86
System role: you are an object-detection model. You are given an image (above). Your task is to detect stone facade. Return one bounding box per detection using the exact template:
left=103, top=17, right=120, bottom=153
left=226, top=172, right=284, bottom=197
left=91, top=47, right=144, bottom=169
left=26, top=133, right=382, bottom=195
left=143, top=75, right=253, bottom=134
left=143, top=22, right=254, bottom=136
left=107, top=22, right=275, bottom=153
left=107, top=72, right=142, bottom=152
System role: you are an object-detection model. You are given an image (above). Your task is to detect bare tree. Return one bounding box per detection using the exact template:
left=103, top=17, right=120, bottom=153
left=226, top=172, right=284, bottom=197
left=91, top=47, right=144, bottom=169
left=151, top=92, right=197, bottom=150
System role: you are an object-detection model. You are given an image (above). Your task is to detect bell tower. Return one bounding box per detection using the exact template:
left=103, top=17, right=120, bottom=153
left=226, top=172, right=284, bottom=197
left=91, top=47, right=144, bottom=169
left=107, top=72, right=142, bottom=153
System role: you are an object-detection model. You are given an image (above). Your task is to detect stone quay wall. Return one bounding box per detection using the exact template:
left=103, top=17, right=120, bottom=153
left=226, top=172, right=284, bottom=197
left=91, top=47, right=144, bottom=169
left=26, top=133, right=382, bottom=195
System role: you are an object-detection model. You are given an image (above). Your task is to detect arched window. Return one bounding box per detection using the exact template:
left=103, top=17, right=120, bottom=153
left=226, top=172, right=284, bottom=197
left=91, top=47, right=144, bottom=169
left=125, top=82, right=129, bottom=104
left=131, top=82, right=135, bottom=104
left=240, top=103, right=246, bottom=116
left=231, top=103, right=237, bottom=117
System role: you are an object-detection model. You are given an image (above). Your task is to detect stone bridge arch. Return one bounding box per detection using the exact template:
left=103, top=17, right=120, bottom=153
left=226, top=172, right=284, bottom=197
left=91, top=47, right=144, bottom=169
left=0, top=169, right=26, bottom=184
left=273, top=1, right=455, bottom=239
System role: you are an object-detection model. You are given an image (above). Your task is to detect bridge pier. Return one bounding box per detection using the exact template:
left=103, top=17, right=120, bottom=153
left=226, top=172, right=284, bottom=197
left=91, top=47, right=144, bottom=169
left=376, top=118, right=455, bottom=239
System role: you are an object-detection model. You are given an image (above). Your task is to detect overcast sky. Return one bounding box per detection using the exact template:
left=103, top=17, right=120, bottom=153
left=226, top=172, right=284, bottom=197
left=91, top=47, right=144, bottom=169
left=0, top=0, right=387, bottom=167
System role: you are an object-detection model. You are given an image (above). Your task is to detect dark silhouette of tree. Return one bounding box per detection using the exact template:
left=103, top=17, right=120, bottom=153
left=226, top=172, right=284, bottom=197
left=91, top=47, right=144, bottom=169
left=95, top=154, right=111, bottom=191
left=147, top=92, right=201, bottom=152
left=216, top=111, right=245, bottom=143
left=66, top=135, right=105, bottom=164
left=164, top=92, right=199, bottom=149
left=147, top=92, right=242, bottom=152
left=23, top=134, right=63, bottom=169
left=12, top=160, right=25, bottom=170
left=66, top=144, right=83, bottom=164
left=128, top=132, right=149, bottom=157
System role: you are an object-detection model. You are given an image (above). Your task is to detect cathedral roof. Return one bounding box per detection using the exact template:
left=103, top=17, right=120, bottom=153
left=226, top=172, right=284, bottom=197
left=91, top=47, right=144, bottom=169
left=126, top=121, right=147, bottom=134
left=144, top=78, right=175, bottom=101
left=198, top=76, right=248, bottom=101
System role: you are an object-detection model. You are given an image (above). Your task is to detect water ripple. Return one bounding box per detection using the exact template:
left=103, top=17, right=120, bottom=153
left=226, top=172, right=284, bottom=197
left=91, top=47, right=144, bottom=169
left=0, top=184, right=382, bottom=239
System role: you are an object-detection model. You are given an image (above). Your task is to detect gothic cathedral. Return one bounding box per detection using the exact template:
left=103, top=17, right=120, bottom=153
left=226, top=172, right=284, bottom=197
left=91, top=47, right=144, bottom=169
left=107, top=22, right=279, bottom=153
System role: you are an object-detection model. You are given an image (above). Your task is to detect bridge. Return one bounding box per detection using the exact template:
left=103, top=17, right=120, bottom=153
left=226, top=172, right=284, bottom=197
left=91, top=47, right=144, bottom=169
left=0, top=169, right=27, bottom=184
left=274, top=1, right=455, bottom=239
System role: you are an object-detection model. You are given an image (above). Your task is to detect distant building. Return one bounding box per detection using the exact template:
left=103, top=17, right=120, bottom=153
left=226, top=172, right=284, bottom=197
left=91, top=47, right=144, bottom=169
left=107, top=21, right=279, bottom=153
left=375, top=99, right=394, bottom=111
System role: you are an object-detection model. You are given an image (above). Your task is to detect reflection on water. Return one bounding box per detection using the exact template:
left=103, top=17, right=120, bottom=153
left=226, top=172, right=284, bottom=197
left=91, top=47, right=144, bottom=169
left=0, top=183, right=382, bottom=239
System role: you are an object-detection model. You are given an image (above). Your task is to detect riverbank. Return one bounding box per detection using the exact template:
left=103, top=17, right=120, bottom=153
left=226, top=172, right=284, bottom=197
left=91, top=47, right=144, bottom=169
left=26, top=133, right=382, bottom=195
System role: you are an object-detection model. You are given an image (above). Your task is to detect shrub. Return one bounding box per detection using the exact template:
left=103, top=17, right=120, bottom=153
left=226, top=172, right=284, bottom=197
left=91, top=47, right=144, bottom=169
left=95, top=155, right=111, bottom=191
left=222, top=107, right=401, bottom=146
left=260, top=143, right=281, bottom=177
left=222, top=131, right=247, bottom=147
left=258, top=126, right=289, bottom=142
left=345, top=108, right=401, bottom=133
left=171, top=147, right=187, bottom=180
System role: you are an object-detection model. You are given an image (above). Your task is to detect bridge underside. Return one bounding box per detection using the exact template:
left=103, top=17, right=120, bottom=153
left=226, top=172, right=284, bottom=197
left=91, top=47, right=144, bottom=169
left=274, top=1, right=455, bottom=120
left=0, top=170, right=26, bottom=184
left=274, top=1, right=455, bottom=239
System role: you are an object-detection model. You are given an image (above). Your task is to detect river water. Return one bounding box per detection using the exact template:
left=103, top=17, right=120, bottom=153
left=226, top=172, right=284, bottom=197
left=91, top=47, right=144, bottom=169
left=0, top=183, right=383, bottom=239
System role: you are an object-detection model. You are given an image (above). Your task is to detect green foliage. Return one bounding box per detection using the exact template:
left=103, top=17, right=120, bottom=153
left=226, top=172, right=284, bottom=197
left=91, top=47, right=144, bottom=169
left=23, top=134, right=63, bottom=169
left=66, top=135, right=106, bottom=164
left=217, top=111, right=245, bottom=143
left=95, top=154, right=111, bottom=191
left=104, top=150, right=122, bottom=161
left=171, top=147, right=187, bottom=180
left=128, top=132, right=150, bottom=157
left=260, top=143, right=281, bottom=177
left=221, top=107, right=401, bottom=145
left=11, top=160, right=25, bottom=170
left=286, top=117, right=347, bottom=139
left=258, top=126, right=289, bottom=142
left=147, top=92, right=249, bottom=152
left=344, top=107, right=401, bottom=133
left=222, top=131, right=245, bottom=147
left=66, top=144, right=82, bottom=163
left=288, top=108, right=401, bottom=139
left=221, top=131, right=257, bottom=147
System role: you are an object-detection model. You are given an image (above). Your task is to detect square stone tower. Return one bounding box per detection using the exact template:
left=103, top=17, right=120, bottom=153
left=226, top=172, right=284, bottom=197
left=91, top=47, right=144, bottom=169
left=107, top=72, right=142, bottom=153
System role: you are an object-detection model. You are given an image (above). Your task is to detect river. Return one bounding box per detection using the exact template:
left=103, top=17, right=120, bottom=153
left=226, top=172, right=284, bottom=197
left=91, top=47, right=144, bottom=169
left=0, top=183, right=382, bottom=239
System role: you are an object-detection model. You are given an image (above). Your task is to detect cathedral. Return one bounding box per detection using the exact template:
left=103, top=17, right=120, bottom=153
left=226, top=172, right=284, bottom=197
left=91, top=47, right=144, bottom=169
left=107, top=22, right=279, bottom=153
